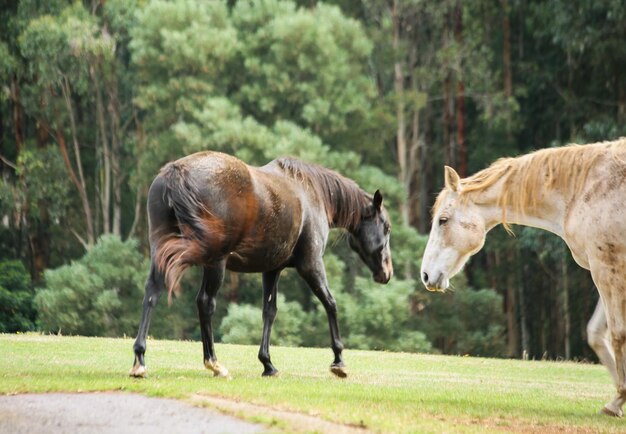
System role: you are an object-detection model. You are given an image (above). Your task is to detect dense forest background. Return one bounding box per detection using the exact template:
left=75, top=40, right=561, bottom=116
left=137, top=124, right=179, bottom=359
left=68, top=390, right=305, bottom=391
left=1, top=0, right=625, bottom=361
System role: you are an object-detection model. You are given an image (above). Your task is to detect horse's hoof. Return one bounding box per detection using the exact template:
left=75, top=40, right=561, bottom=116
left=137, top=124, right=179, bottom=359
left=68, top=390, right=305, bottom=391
left=330, top=364, right=348, bottom=378
left=601, top=405, right=623, bottom=417
left=262, top=369, right=280, bottom=377
left=129, top=364, right=147, bottom=378
left=205, top=360, right=230, bottom=379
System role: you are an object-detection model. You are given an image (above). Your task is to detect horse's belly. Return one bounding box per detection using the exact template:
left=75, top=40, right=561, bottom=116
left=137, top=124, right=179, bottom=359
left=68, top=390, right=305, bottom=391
left=225, top=242, right=295, bottom=272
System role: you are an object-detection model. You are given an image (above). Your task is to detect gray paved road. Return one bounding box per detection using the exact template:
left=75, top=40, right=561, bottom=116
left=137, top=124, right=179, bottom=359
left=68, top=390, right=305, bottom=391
left=0, top=393, right=266, bottom=434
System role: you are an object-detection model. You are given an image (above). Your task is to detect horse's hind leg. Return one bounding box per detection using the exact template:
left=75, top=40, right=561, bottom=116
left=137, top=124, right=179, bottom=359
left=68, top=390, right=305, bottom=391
left=197, top=262, right=229, bottom=378
left=130, top=263, right=165, bottom=377
left=606, top=308, right=626, bottom=417
left=586, top=298, right=625, bottom=416
left=587, top=299, right=618, bottom=383
left=258, top=269, right=281, bottom=377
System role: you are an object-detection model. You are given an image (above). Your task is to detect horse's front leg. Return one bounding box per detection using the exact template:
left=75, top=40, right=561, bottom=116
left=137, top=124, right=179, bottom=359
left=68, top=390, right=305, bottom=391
left=197, top=262, right=229, bottom=378
left=130, top=263, right=165, bottom=377
left=258, top=269, right=281, bottom=376
left=297, top=260, right=347, bottom=378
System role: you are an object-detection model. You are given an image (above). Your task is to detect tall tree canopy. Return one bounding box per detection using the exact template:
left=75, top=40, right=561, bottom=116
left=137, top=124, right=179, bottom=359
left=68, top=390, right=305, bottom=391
left=1, top=0, right=624, bottom=360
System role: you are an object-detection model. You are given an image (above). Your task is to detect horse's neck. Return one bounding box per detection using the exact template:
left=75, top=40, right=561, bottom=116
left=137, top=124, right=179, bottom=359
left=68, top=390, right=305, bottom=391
left=323, top=185, right=366, bottom=231
left=475, top=178, right=567, bottom=237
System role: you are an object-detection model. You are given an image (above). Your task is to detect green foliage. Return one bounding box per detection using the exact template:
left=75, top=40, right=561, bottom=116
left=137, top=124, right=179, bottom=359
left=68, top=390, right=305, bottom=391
left=4, top=0, right=623, bottom=361
left=233, top=1, right=374, bottom=140
left=130, top=0, right=239, bottom=183
left=35, top=235, right=147, bottom=336
left=416, top=286, right=506, bottom=357
left=15, top=147, right=71, bottom=221
left=220, top=293, right=315, bottom=347
left=219, top=303, right=260, bottom=345
left=0, top=41, right=17, bottom=102
left=338, top=276, right=432, bottom=353
left=0, top=260, right=35, bottom=332
left=386, top=224, right=427, bottom=280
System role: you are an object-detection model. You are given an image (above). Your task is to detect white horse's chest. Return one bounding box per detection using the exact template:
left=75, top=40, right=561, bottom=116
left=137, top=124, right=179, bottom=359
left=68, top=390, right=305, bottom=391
left=564, top=193, right=626, bottom=271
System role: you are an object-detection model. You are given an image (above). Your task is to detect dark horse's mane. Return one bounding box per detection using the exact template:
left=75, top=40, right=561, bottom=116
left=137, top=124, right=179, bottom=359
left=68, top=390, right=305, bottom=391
left=275, top=157, right=370, bottom=230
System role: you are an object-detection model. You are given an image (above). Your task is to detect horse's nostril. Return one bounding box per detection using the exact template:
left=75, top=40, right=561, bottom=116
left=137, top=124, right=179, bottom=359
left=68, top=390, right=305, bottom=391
left=422, top=272, right=429, bottom=283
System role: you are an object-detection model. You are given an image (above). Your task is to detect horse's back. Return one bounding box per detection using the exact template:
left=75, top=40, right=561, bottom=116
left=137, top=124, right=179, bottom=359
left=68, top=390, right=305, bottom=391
left=154, top=152, right=310, bottom=271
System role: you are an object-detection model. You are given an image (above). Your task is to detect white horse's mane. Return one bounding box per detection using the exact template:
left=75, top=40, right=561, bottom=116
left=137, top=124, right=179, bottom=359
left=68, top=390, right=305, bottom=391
left=433, top=138, right=626, bottom=229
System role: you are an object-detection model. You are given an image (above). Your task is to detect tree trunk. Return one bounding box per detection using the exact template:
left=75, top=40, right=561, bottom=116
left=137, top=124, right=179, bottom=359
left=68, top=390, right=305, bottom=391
left=406, top=39, right=422, bottom=228
left=415, top=137, right=430, bottom=234
left=501, top=0, right=513, bottom=133
left=618, top=75, right=626, bottom=125
left=107, top=74, right=123, bottom=237
left=519, top=265, right=530, bottom=359
left=8, top=74, right=25, bottom=261
left=454, top=1, right=467, bottom=177
left=561, top=253, right=571, bottom=359
left=59, top=77, right=95, bottom=246
left=391, top=0, right=410, bottom=226
left=28, top=214, right=50, bottom=283
left=442, top=9, right=455, bottom=168
left=91, top=64, right=111, bottom=235
left=128, top=108, right=145, bottom=240
left=506, top=250, right=519, bottom=357
left=11, top=74, right=24, bottom=153
left=29, top=121, right=53, bottom=282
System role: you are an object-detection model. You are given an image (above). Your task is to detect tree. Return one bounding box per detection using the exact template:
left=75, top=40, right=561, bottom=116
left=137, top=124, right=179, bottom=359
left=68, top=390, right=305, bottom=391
left=0, top=260, right=36, bottom=332
left=35, top=235, right=146, bottom=336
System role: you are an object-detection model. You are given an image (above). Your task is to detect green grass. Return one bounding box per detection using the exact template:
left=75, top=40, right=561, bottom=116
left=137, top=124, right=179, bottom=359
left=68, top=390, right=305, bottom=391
left=0, top=333, right=624, bottom=433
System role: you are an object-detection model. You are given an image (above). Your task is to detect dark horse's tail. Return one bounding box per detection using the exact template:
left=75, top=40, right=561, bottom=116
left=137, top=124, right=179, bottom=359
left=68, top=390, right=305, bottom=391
left=153, top=162, right=224, bottom=300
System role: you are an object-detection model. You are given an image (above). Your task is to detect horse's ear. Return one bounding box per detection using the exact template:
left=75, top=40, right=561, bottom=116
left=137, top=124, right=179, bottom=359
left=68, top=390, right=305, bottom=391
left=373, top=189, right=383, bottom=211
left=444, top=166, right=461, bottom=192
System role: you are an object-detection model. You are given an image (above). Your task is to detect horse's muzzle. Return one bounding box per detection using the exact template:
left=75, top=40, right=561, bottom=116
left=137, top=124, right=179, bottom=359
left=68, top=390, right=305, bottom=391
left=422, top=271, right=447, bottom=292
left=374, top=269, right=392, bottom=284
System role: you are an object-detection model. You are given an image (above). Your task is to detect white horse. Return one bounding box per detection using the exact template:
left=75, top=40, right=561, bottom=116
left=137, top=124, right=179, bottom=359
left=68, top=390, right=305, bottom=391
left=420, top=138, right=626, bottom=416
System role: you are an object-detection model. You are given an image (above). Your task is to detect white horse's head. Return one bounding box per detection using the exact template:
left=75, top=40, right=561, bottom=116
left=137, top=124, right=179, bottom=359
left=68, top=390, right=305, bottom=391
left=421, top=166, right=488, bottom=292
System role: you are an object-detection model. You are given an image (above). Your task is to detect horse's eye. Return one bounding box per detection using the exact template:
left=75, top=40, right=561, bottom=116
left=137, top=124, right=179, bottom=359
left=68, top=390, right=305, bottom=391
left=438, top=217, right=449, bottom=226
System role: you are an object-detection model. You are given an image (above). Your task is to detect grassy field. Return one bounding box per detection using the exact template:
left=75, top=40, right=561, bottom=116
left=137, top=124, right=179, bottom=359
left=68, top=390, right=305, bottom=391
left=0, top=333, right=624, bottom=433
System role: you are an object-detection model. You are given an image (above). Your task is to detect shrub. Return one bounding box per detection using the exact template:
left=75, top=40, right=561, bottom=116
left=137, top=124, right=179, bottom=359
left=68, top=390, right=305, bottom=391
left=0, top=260, right=36, bottom=332
left=35, top=235, right=147, bottom=336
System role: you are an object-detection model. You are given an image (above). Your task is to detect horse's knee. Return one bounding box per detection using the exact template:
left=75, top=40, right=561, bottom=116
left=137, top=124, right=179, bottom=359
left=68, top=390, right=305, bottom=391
left=143, top=273, right=164, bottom=306
left=263, top=304, right=278, bottom=322
left=324, top=296, right=338, bottom=315
left=196, top=292, right=216, bottom=316
left=588, top=329, right=607, bottom=352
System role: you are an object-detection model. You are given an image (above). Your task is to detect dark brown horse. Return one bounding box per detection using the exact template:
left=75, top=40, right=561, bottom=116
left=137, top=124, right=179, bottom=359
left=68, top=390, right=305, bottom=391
left=130, top=151, right=393, bottom=378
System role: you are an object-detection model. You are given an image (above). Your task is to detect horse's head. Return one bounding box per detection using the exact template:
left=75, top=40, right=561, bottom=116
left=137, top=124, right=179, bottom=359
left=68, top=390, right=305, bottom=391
left=421, top=166, right=487, bottom=292
left=348, top=190, right=393, bottom=284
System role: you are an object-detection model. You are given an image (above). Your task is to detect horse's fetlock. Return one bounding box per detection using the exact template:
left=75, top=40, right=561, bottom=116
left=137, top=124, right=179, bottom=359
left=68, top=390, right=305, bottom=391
left=258, top=351, right=271, bottom=365
left=133, top=342, right=146, bottom=355
left=333, top=342, right=344, bottom=354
